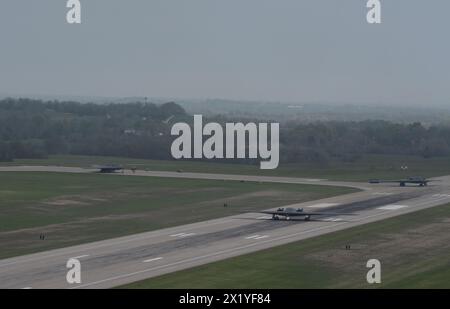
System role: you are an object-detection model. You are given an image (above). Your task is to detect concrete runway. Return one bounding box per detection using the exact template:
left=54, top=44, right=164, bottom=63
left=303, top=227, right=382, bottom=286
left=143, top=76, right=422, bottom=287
left=0, top=166, right=449, bottom=289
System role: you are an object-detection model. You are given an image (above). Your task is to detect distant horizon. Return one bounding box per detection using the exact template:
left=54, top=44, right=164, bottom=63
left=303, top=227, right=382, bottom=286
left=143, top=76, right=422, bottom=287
left=1, top=91, right=449, bottom=110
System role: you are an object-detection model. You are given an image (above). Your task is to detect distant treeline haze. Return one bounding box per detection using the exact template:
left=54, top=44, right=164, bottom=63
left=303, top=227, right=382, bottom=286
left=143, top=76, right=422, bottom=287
left=1, top=98, right=450, bottom=163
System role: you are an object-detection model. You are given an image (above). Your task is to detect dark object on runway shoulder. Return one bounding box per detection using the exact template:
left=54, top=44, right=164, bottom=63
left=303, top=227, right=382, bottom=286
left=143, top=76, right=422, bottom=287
left=369, top=176, right=437, bottom=187
left=92, top=165, right=124, bottom=173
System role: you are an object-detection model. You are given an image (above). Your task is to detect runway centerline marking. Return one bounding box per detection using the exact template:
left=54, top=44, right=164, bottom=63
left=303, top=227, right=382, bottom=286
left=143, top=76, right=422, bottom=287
left=307, top=203, right=340, bottom=208
left=71, top=255, right=89, bottom=259
left=179, top=233, right=196, bottom=238
left=377, top=205, right=409, bottom=210
left=171, top=233, right=196, bottom=238
left=322, top=217, right=343, bottom=222
left=245, top=235, right=261, bottom=239
left=143, top=257, right=163, bottom=263
left=432, top=194, right=450, bottom=198
left=245, top=235, right=269, bottom=240
left=254, top=235, right=269, bottom=240
left=256, top=216, right=272, bottom=220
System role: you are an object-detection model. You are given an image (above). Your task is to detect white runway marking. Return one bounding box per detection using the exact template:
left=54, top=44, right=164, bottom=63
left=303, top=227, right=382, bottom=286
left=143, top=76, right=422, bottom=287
left=256, top=216, right=272, bottom=220
left=22, top=287, right=32, bottom=289
left=170, top=233, right=186, bottom=237
left=308, top=203, right=339, bottom=208
left=170, top=233, right=196, bottom=238
left=372, top=192, right=393, bottom=196
left=432, top=194, right=450, bottom=198
left=245, top=235, right=269, bottom=240
left=179, top=233, right=196, bottom=238
left=377, top=205, right=409, bottom=210
left=322, top=217, right=343, bottom=222
left=143, top=257, right=163, bottom=263
left=71, top=255, right=89, bottom=259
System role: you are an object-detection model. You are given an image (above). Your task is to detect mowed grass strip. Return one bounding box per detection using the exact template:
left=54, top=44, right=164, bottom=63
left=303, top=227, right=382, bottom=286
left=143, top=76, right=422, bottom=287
left=5, top=154, right=450, bottom=181
left=121, top=203, right=450, bottom=289
left=0, top=172, right=355, bottom=259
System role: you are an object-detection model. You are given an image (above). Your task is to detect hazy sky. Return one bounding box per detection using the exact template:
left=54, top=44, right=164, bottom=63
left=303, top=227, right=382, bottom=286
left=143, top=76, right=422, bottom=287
left=1, top=0, right=449, bottom=105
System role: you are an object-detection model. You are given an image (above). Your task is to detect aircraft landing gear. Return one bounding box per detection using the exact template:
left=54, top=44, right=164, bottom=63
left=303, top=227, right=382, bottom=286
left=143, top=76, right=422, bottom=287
left=304, top=215, right=311, bottom=221
left=272, top=215, right=280, bottom=220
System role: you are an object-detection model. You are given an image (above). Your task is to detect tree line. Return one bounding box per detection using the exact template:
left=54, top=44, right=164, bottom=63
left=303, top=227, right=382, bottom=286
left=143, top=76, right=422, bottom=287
left=1, top=98, right=450, bottom=164
left=0, top=98, right=185, bottom=161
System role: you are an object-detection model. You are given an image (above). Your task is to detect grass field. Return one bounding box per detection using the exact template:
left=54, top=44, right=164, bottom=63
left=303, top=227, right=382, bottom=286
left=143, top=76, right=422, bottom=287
left=121, top=203, right=450, bottom=289
left=0, top=172, right=355, bottom=259
left=3, top=154, right=450, bottom=181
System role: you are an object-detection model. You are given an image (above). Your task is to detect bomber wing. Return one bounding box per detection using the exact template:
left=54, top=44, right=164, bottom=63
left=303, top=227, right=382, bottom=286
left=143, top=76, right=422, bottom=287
left=258, top=210, right=353, bottom=216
